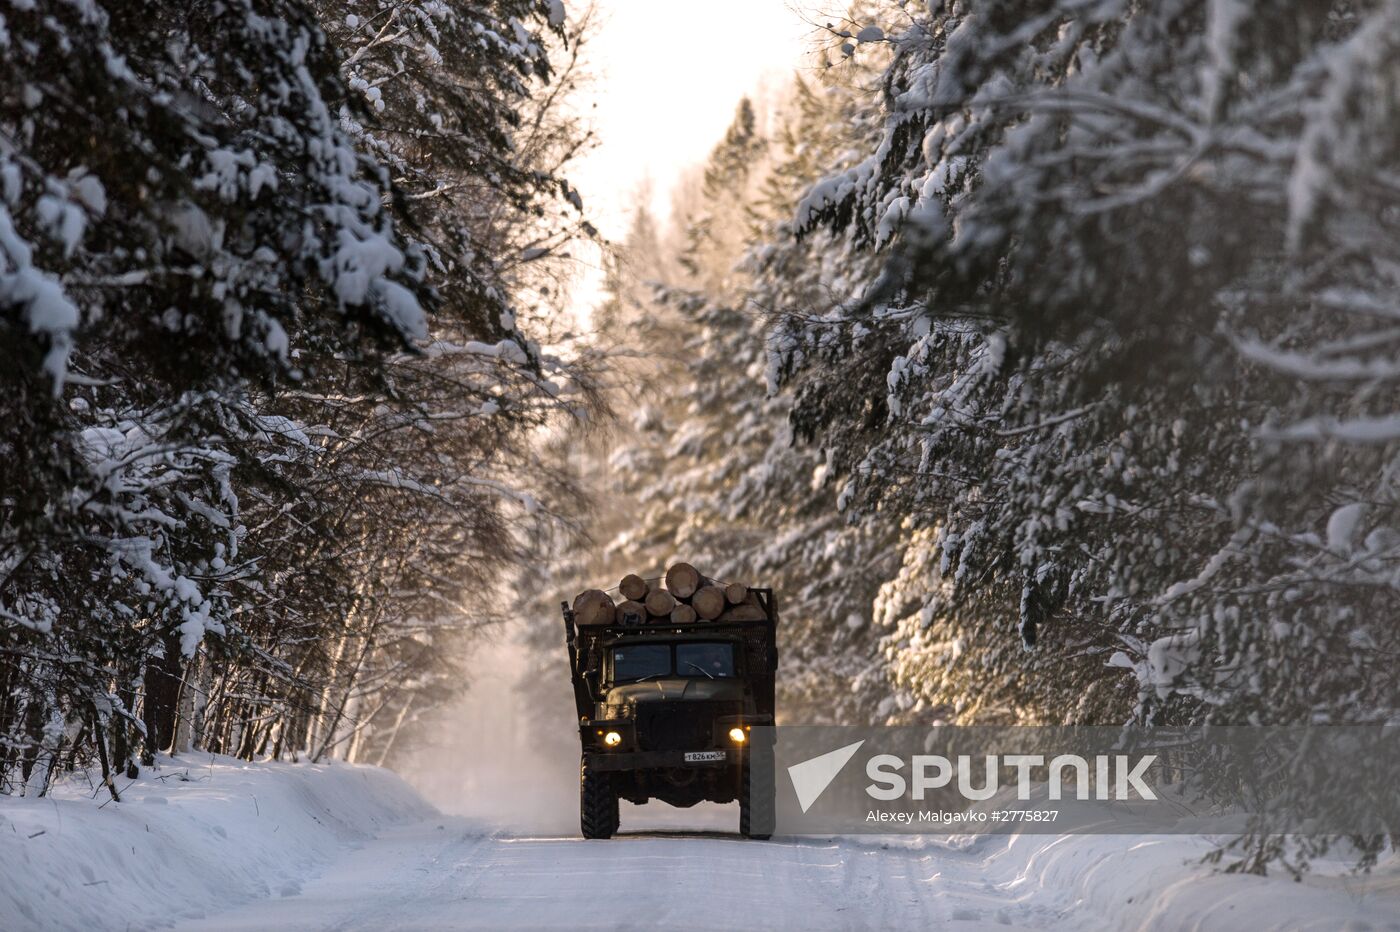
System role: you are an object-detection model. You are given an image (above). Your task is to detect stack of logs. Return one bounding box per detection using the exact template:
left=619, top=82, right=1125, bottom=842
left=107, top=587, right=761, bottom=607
left=572, top=562, right=768, bottom=627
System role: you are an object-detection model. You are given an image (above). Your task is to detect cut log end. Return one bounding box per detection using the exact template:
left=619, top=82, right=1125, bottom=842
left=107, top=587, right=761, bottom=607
left=573, top=589, right=616, bottom=627
left=724, top=582, right=749, bottom=605
left=719, top=603, right=767, bottom=622
left=664, top=562, right=701, bottom=599
left=692, top=585, right=725, bottom=620
left=619, top=574, right=649, bottom=602
left=670, top=604, right=697, bottom=625
left=617, top=600, right=647, bottom=626
left=644, top=589, right=677, bottom=617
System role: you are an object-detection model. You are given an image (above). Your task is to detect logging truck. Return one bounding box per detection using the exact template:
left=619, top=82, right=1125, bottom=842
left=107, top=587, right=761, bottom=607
left=562, top=562, right=777, bottom=840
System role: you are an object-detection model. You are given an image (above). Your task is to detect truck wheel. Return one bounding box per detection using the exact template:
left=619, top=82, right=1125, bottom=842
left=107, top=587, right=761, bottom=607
left=739, top=748, right=774, bottom=840
left=580, top=755, right=619, bottom=839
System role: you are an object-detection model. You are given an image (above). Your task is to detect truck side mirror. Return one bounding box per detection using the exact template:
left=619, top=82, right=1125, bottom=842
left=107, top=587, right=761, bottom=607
left=583, top=668, right=601, bottom=700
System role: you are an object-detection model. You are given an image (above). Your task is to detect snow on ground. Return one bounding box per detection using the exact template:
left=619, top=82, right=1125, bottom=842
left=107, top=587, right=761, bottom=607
left=0, top=754, right=432, bottom=931
left=2, top=756, right=1398, bottom=931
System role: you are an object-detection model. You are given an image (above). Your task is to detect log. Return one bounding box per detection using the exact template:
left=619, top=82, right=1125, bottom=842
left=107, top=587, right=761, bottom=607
left=718, top=603, right=767, bottom=622
left=645, top=589, right=677, bottom=617
left=619, top=574, right=649, bottom=602
left=724, top=582, right=749, bottom=605
left=670, top=604, right=697, bottom=624
left=692, top=585, right=726, bottom=620
left=617, top=600, right=648, bottom=626
left=664, top=562, right=701, bottom=599
left=573, top=589, right=616, bottom=627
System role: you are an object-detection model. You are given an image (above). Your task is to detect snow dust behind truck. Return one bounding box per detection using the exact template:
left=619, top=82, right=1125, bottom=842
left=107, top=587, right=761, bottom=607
left=562, top=562, right=777, bottom=839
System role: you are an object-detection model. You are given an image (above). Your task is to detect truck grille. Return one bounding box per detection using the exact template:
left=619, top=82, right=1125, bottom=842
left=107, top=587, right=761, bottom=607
left=635, top=702, right=738, bottom=752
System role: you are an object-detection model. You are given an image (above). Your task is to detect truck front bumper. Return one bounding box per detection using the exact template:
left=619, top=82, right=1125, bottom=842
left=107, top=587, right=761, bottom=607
left=585, top=749, right=740, bottom=771
left=580, top=714, right=773, bottom=754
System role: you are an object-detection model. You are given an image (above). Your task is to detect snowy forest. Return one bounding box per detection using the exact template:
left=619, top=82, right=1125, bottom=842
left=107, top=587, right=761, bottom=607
left=0, top=0, right=598, bottom=793
left=4, top=0, right=1400, bottom=864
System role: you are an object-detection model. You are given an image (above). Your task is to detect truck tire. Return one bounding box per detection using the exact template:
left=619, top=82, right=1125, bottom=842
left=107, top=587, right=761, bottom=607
left=739, top=747, right=774, bottom=840
left=580, top=755, right=619, bottom=839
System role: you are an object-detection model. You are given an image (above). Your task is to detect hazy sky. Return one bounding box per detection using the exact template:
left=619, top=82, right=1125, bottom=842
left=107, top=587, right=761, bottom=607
left=563, top=0, right=820, bottom=315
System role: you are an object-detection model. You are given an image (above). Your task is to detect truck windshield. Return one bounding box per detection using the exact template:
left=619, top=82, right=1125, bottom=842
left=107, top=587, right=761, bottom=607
left=611, top=644, right=671, bottom=681
left=609, top=642, right=737, bottom=681
left=676, top=643, right=736, bottom=678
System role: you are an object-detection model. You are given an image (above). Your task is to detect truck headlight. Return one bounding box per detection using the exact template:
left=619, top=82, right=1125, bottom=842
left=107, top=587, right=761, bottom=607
left=728, top=727, right=746, bottom=744
left=603, top=731, right=622, bottom=747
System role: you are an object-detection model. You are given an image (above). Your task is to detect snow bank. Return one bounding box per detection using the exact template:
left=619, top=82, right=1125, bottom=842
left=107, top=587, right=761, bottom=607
left=0, top=755, right=434, bottom=932
left=848, top=831, right=1400, bottom=930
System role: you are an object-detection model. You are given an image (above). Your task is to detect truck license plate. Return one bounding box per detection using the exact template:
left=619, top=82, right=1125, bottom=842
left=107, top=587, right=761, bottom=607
left=684, top=751, right=726, bottom=762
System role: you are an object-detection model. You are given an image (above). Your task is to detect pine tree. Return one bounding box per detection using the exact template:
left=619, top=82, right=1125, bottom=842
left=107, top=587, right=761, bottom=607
left=557, top=85, right=911, bottom=724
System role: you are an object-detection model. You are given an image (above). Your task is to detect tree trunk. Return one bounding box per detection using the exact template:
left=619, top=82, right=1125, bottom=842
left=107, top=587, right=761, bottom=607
left=374, top=693, right=416, bottom=768
left=111, top=680, right=138, bottom=776
left=191, top=651, right=212, bottom=752
left=170, top=651, right=199, bottom=755
left=17, top=696, right=41, bottom=788
left=90, top=705, right=120, bottom=804
left=142, top=629, right=185, bottom=760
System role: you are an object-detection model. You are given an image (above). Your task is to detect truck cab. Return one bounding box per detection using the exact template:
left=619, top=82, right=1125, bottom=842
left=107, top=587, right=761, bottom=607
left=562, top=586, right=777, bottom=839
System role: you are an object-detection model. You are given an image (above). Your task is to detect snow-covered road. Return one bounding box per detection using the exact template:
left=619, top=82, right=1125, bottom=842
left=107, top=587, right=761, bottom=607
left=184, top=816, right=1059, bottom=931
left=186, top=803, right=1400, bottom=932
left=5, top=755, right=1399, bottom=931
left=186, top=816, right=941, bottom=931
